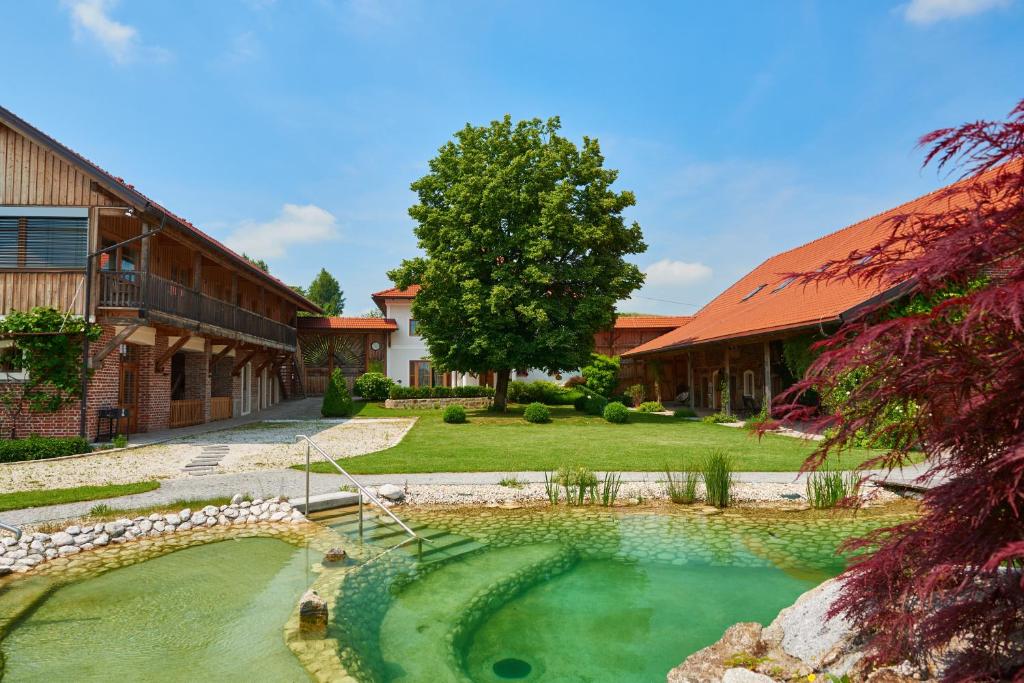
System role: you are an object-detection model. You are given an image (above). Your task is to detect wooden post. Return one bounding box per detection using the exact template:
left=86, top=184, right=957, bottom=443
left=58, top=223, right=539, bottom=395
left=140, top=222, right=152, bottom=305
left=192, top=252, right=203, bottom=291
left=723, top=346, right=731, bottom=416
left=763, top=341, right=772, bottom=416
left=687, top=351, right=695, bottom=409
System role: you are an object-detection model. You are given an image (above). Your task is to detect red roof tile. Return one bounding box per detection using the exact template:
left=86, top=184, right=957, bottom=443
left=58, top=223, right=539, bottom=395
left=0, top=106, right=320, bottom=313
left=298, top=317, right=398, bottom=331
left=371, top=284, right=421, bottom=299
left=613, top=315, right=692, bottom=330
left=625, top=164, right=1009, bottom=357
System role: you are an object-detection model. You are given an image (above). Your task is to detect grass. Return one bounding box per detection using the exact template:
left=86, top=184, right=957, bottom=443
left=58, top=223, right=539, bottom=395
left=300, top=401, right=885, bottom=474
left=806, top=467, right=861, bottom=508
left=664, top=465, right=699, bottom=504
left=702, top=450, right=734, bottom=508
left=83, top=496, right=233, bottom=521
left=0, top=481, right=160, bottom=513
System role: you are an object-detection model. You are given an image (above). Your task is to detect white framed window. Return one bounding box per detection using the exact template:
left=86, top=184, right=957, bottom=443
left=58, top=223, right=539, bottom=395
left=743, top=370, right=755, bottom=398
left=0, top=341, right=28, bottom=382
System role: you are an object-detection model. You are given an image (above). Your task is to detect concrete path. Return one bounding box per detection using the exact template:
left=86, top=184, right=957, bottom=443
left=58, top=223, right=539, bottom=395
left=1, top=461, right=936, bottom=527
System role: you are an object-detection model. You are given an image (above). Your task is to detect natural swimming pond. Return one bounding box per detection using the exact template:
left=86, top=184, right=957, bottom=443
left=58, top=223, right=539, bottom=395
left=0, top=537, right=319, bottom=682
left=324, top=505, right=904, bottom=683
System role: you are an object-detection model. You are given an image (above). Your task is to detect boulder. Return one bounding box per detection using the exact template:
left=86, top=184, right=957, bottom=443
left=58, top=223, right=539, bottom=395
left=138, top=520, right=153, bottom=533
left=325, top=547, right=347, bottom=563
left=667, top=622, right=765, bottom=683
left=722, top=670, right=774, bottom=683
left=165, top=514, right=181, bottom=526
left=378, top=484, right=405, bottom=501
left=94, top=533, right=110, bottom=547
left=191, top=512, right=207, bottom=526
left=50, top=531, right=74, bottom=547
left=202, top=505, right=219, bottom=517
left=66, top=525, right=81, bottom=536
left=230, top=493, right=244, bottom=505
left=105, top=523, right=126, bottom=538
left=298, top=589, right=328, bottom=638
left=57, top=545, right=80, bottom=556
left=179, top=508, right=192, bottom=522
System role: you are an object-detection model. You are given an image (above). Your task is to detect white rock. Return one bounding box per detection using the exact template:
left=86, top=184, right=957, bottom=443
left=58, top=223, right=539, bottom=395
left=32, top=532, right=50, bottom=543
left=0, top=556, right=13, bottom=566
left=116, top=518, right=133, bottom=527
left=94, top=533, right=110, bottom=547
left=50, top=531, right=74, bottom=547
left=722, top=668, right=774, bottom=683
left=6, top=549, right=26, bottom=560
left=66, top=525, right=82, bottom=536
left=177, top=521, right=192, bottom=532
left=44, top=548, right=57, bottom=559
left=223, top=508, right=239, bottom=519
left=202, top=505, right=219, bottom=517
left=73, top=534, right=93, bottom=546
left=179, top=508, right=192, bottom=522
left=3, top=538, right=18, bottom=547
left=252, top=498, right=264, bottom=506
left=258, top=512, right=270, bottom=521
left=148, top=513, right=161, bottom=522
left=138, top=520, right=153, bottom=533
left=110, top=537, right=127, bottom=545
left=378, top=484, right=405, bottom=501
left=268, top=503, right=280, bottom=513
left=230, top=493, right=243, bottom=505
left=217, top=515, right=230, bottom=526
left=105, top=523, right=126, bottom=538
left=205, top=517, right=216, bottom=527
left=154, top=521, right=166, bottom=532
left=29, top=540, right=44, bottom=553
left=269, top=511, right=286, bottom=522
left=765, top=578, right=851, bottom=668
left=279, top=502, right=292, bottom=512
left=191, top=512, right=207, bottom=526
left=80, top=542, right=95, bottom=551
left=239, top=501, right=251, bottom=509
left=290, top=510, right=305, bottom=521
left=165, top=514, right=181, bottom=526
left=57, top=545, right=80, bottom=556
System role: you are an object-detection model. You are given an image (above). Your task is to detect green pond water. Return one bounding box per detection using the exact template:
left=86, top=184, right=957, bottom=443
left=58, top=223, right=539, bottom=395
left=328, top=506, right=902, bottom=683
left=0, top=537, right=319, bottom=682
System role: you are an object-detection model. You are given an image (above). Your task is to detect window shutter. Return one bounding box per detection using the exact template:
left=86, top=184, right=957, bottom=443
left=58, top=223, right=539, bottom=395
left=0, top=217, right=19, bottom=268
left=0, top=215, right=88, bottom=269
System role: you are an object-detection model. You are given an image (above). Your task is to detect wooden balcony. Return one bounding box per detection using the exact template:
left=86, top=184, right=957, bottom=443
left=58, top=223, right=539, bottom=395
left=98, top=271, right=296, bottom=349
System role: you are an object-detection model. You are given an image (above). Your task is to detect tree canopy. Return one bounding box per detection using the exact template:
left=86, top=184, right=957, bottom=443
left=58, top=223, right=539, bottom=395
left=774, top=99, right=1024, bottom=679
left=307, top=268, right=345, bottom=316
left=389, top=115, right=646, bottom=408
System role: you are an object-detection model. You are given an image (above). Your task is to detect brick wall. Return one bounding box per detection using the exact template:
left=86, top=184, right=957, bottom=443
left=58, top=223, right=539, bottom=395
left=137, top=333, right=170, bottom=433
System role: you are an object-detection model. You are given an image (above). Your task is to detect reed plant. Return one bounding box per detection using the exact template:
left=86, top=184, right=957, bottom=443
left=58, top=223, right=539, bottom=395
left=543, top=471, right=560, bottom=505
left=664, top=464, right=699, bottom=504
left=701, top=450, right=734, bottom=508
left=555, top=465, right=598, bottom=505
left=806, top=467, right=860, bottom=508
left=600, top=472, right=623, bottom=506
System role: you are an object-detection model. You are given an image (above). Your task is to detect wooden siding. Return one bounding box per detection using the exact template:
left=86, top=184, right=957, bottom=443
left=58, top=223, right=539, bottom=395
left=0, top=123, right=119, bottom=206
left=0, top=270, right=85, bottom=315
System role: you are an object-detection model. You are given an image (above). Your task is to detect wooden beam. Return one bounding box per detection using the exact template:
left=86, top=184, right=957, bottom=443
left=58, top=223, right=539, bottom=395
left=687, top=351, right=695, bottom=410
left=155, top=334, right=191, bottom=373
left=90, top=324, right=141, bottom=368
left=763, top=341, right=772, bottom=415
left=210, top=341, right=237, bottom=368
left=232, top=348, right=259, bottom=375
left=254, top=355, right=275, bottom=375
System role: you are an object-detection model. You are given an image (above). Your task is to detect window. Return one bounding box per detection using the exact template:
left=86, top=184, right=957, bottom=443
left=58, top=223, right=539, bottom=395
left=772, top=276, right=796, bottom=293
left=410, top=360, right=448, bottom=387
left=740, top=284, right=766, bottom=301
left=409, top=319, right=420, bottom=336
left=0, top=208, right=89, bottom=269
left=743, top=370, right=755, bottom=398
left=0, top=342, right=27, bottom=382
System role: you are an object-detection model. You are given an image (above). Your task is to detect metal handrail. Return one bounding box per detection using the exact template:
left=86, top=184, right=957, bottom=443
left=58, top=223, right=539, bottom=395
left=0, top=521, right=22, bottom=542
left=295, top=435, right=419, bottom=541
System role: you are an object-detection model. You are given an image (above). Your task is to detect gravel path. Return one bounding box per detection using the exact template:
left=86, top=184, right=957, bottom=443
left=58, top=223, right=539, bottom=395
left=0, top=417, right=415, bottom=494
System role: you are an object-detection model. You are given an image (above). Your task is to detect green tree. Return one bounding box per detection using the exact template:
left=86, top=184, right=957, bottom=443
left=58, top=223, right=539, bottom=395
left=581, top=353, right=620, bottom=398
left=0, top=307, right=101, bottom=438
left=321, top=368, right=354, bottom=417
left=242, top=253, right=269, bottom=272
left=307, top=268, right=344, bottom=316
left=389, top=115, right=646, bottom=410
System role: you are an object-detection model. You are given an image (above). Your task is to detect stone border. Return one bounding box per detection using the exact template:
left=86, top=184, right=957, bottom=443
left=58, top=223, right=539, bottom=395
left=384, top=397, right=492, bottom=410
left=0, top=494, right=306, bottom=577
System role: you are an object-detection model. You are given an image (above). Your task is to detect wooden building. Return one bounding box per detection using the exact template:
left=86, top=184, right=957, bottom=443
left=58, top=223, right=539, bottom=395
left=623, top=165, right=1003, bottom=416
left=0, top=106, right=320, bottom=438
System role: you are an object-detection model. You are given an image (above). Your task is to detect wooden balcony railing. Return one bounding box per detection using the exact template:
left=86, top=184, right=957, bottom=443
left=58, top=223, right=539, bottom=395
left=98, top=271, right=296, bottom=347
left=169, top=399, right=204, bottom=428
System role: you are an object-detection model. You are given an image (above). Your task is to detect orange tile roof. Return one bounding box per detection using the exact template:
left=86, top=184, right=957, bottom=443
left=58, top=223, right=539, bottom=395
left=625, top=164, right=1007, bottom=357
left=371, top=284, right=421, bottom=299
left=298, top=317, right=398, bottom=331
left=613, top=315, right=692, bottom=330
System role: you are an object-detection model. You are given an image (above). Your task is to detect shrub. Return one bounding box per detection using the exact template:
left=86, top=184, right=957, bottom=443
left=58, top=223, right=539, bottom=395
left=701, top=450, right=733, bottom=508
left=744, top=404, right=770, bottom=432
left=603, top=401, right=629, bottom=423
left=664, top=466, right=700, bottom=505
left=388, top=385, right=495, bottom=400
left=523, top=402, right=551, bottom=424
left=806, top=466, right=860, bottom=509
left=573, top=394, right=590, bottom=412
left=442, top=404, right=467, bottom=424
left=321, top=369, right=355, bottom=417
left=636, top=401, right=665, bottom=413
left=673, top=407, right=697, bottom=418
left=112, top=434, right=128, bottom=449
left=354, top=372, right=394, bottom=401
left=0, top=435, right=92, bottom=463
left=581, top=353, right=620, bottom=398
left=508, top=380, right=576, bottom=405
left=625, top=383, right=645, bottom=407
left=701, top=412, right=736, bottom=424
left=583, top=395, right=608, bottom=416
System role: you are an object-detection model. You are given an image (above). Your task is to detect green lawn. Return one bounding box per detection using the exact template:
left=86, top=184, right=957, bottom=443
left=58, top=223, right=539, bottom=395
left=0, top=481, right=160, bottom=513
left=306, top=402, right=880, bottom=474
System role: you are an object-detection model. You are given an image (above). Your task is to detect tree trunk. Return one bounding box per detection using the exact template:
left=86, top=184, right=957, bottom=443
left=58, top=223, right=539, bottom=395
left=493, top=368, right=511, bottom=411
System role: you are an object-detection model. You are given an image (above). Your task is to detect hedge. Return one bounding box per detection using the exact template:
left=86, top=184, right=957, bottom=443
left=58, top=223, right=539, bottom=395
left=354, top=372, right=395, bottom=401
left=442, top=405, right=467, bottom=424
left=603, top=401, right=629, bottom=424
left=523, top=402, right=552, bottom=424
left=0, top=436, right=92, bottom=463
left=389, top=385, right=495, bottom=400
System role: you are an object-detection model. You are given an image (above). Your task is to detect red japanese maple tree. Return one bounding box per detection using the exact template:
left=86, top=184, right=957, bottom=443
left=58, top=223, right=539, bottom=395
left=775, top=100, right=1024, bottom=680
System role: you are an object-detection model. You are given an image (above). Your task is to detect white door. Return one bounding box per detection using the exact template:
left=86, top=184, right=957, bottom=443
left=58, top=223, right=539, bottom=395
left=241, top=362, right=252, bottom=415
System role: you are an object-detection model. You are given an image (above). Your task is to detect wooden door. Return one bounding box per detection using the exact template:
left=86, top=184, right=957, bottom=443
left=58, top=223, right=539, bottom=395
left=118, top=347, right=140, bottom=433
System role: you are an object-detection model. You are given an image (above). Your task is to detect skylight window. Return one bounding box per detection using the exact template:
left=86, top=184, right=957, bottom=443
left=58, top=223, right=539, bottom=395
left=773, top=276, right=796, bottom=293
left=740, top=284, right=766, bottom=301
left=858, top=254, right=874, bottom=266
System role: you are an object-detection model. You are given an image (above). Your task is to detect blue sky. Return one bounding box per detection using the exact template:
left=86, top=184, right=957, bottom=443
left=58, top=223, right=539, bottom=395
left=2, top=0, right=1021, bottom=315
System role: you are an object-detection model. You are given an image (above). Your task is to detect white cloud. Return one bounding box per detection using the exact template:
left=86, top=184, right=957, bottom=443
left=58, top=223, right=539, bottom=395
left=643, top=259, right=713, bottom=287
left=63, top=0, right=170, bottom=64
left=225, top=204, right=341, bottom=260
left=903, top=0, right=1010, bottom=24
